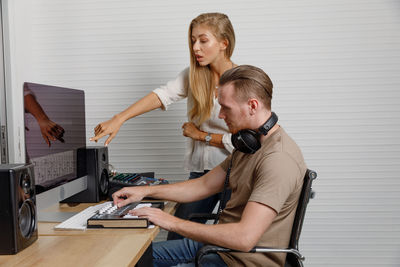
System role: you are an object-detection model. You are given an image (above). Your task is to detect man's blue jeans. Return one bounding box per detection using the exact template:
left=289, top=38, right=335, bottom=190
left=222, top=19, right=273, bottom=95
left=153, top=238, right=227, bottom=267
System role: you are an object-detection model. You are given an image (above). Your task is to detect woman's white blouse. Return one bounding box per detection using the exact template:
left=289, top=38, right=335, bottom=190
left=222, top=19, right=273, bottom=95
left=153, top=67, right=234, bottom=172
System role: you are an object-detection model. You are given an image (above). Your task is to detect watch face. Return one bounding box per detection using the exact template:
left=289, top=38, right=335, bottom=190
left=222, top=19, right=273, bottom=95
left=205, top=135, right=212, bottom=142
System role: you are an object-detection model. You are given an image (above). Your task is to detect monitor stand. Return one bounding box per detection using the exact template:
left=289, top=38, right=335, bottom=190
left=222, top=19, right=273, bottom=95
left=37, top=211, right=78, bottom=222
left=36, top=175, right=88, bottom=222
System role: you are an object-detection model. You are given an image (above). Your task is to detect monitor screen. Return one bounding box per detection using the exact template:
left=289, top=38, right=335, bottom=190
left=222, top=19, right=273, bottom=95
left=24, top=82, right=86, bottom=195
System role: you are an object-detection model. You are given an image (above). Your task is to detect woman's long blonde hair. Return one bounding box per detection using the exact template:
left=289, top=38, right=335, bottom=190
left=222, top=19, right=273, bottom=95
left=188, top=13, right=235, bottom=124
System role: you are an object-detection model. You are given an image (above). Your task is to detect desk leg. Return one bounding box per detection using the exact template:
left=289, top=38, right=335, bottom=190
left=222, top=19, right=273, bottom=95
left=135, top=242, right=153, bottom=267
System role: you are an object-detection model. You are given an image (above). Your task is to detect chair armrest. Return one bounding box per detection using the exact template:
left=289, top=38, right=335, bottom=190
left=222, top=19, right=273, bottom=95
left=251, top=247, right=304, bottom=260
left=195, top=245, right=304, bottom=267
left=195, top=245, right=233, bottom=267
left=188, top=213, right=218, bottom=221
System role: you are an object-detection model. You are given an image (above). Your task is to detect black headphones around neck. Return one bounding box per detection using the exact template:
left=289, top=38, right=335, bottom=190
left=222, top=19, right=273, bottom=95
left=231, top=112, right=278, bottom=154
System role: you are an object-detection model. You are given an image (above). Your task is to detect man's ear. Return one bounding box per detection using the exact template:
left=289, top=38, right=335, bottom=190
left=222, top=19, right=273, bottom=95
left=248, top=98, right=259, bottom=115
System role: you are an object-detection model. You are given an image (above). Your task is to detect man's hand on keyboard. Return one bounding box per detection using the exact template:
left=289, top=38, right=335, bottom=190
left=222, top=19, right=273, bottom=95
left=128, top=206, right=181, bottom=232
left=112, top=186, right=148, bottom=208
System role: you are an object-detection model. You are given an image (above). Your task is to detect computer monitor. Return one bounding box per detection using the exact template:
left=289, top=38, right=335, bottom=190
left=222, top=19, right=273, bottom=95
left=24, top=82, right=88, bottom=222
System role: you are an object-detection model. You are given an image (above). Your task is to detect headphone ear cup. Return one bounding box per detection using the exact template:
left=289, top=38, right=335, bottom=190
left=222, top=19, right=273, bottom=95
left=231, top=130, right=261, bottom=154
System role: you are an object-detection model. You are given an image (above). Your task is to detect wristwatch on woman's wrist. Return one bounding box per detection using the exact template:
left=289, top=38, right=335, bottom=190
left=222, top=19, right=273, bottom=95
left=205, top=133, right=212, bottom=145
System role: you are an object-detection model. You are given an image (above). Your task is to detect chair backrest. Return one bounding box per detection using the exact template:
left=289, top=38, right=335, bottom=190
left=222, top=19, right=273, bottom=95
left=288, top=169, right=317, bottom=250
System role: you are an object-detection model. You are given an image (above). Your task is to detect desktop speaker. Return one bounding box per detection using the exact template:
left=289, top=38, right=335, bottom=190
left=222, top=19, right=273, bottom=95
left=0, top=164, right=38, bottom=255
left=62, top=146, right=109, bottom=203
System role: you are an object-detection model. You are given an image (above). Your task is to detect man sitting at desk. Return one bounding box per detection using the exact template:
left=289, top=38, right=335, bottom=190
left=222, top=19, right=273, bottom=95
left=113, top=65, right=307, bottom=267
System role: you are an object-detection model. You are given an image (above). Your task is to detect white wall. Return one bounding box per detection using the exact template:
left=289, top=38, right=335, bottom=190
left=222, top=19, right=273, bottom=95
left=0, top=1, right=6, bottom=164
left=2, top=0, right=34, bottom=163
left=4, top=0, right=400, bottom=266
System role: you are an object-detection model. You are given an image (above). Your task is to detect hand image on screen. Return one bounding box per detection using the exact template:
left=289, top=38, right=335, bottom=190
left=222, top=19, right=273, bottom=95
left=24, top=89, right=65, bottom=147
left=36, top=116, right=65, bottom=146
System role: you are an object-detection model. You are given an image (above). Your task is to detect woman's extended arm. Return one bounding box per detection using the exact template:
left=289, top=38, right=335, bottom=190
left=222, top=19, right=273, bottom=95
left=90, top=92, right=162, bottom=145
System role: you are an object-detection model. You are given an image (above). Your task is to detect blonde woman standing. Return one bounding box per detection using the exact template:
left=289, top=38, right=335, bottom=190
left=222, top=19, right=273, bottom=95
left=91, top=13, right=236, bottom=240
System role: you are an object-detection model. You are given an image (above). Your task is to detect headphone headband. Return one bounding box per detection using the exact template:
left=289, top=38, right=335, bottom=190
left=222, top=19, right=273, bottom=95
left=258, top=112, right=278, bottom=136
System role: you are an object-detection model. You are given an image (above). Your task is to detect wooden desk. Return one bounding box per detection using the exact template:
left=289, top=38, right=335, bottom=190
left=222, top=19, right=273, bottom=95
left=0, top=201, right=176, bottom=267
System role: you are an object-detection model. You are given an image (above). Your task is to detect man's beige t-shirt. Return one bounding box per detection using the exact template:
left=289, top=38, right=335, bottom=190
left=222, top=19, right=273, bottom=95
left=218, top=127, right=307, bottom=267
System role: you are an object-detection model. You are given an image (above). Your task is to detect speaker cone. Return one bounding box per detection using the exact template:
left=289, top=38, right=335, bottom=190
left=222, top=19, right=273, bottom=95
left=19, top=199, right=36, bottom=239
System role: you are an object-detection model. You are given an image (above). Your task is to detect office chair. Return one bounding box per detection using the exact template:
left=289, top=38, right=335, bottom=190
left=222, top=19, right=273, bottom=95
left=194, top=169, right=317, bottom=267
